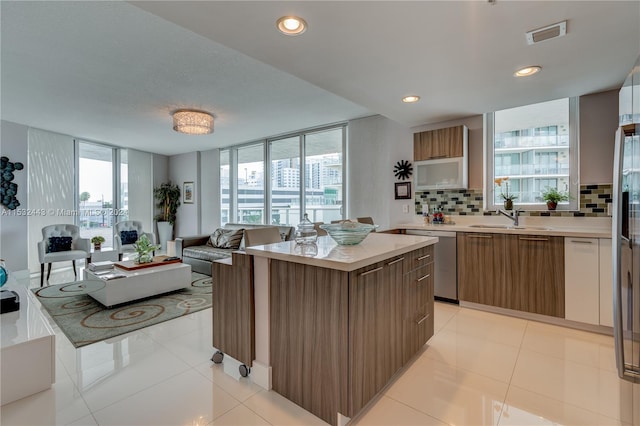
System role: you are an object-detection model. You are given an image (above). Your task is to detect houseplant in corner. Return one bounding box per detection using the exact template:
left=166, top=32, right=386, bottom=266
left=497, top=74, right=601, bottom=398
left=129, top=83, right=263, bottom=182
left=541, top=187, right=570, bottom=211
left=90, top=235, right=105, bottom=251
left=154, top=181, right=181, bottom=251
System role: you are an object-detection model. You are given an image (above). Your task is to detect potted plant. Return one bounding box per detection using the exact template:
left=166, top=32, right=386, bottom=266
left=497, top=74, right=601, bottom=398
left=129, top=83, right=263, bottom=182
left=132, top=234, right=160, bottom=264
left=153, top=181, right=181, bottom=251
left=91, top=235, right=105, bottom=251
left=541, top=187, right=570, bottom=210
left=495, top=177, right=517, bottom=210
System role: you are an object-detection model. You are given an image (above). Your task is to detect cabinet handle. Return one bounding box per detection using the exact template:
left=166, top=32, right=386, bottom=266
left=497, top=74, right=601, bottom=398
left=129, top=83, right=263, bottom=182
left=570, top=240, right=593, bottom=244
left=417, top=314, right=430, bottom=325
left=417, top=274, right=431, bottom=282
left=359, top=266, right=383, bottom=277
left=387, top=257, right=404, bottom=266
left=428, top=155, right=447, bottom=159
left=468, top=235, right=492, bottom=239
left=519, top=237, right=549, bottom=241
left=418, top=254, right=431, bottom=260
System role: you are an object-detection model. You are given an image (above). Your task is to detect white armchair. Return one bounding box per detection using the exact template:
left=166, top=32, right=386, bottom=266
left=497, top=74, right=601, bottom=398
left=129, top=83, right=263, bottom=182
left=114, top=221, right=156, bottom=261
left=38, top=224, right=90, bottom=287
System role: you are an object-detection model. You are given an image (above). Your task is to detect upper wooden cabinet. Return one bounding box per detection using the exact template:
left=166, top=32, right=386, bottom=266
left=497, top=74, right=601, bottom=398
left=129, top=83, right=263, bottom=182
left=414, top=125, right=467, bottom=161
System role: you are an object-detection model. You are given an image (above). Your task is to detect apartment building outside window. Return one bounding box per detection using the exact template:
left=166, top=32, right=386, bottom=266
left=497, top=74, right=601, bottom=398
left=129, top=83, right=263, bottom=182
left=220, top=123, right=346, bottom=227
left=485, top=98, right=579, bottom=210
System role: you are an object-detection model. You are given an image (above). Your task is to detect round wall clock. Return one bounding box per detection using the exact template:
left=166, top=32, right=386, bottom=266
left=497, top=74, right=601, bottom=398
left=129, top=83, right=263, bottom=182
left=393, top=160, right=413, bottom=180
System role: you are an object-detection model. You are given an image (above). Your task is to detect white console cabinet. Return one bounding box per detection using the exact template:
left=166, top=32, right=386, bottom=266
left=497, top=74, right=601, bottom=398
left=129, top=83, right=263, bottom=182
left=1, top=280, right=55, bottom=405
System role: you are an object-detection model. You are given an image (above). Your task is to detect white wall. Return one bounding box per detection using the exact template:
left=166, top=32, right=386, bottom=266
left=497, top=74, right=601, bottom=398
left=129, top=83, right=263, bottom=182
left=200, top=149, right=220, bottom=234
left=169, top=151, right=200, bottom=237
left=0, top=120, right=30, bottom=272
left=27, top=129, right=75, bottom=272
left=348, top=115, right=414, bottom=230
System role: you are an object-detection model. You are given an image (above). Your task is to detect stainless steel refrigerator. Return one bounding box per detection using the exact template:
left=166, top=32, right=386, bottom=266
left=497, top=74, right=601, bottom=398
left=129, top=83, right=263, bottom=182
left=613, top=55, right=640, bottom=425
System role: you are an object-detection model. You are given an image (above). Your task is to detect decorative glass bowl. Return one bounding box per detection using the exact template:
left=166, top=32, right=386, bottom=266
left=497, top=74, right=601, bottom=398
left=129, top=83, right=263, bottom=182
left=319, top=222, right=377, bottom=245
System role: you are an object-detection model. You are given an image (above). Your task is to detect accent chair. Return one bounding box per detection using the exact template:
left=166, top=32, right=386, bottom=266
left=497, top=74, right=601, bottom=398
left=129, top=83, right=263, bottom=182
left=38, top=224, right=90, bottom=287
left=114, top=220, right=156, bottom=261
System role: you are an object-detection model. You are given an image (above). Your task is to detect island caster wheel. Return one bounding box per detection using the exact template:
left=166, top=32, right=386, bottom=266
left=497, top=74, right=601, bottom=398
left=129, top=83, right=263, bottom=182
left=239, top=364, right=250, bottom=377
left=211, top=351, right=224, bottom=364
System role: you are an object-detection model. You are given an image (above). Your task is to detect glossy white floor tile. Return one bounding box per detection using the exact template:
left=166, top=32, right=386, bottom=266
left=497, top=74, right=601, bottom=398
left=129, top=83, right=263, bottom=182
left=6, top=273, right=634, bottom=426
left=91, top=369, right=239, bottom=426
left=385, top=356, right=509, bottom=425
left=511, top=348, right=633, bottom=423
left=442, top=306, right=528, bottom=347
left=351, top=395, right=447, bottom=425
left=499, top=386, right=629, bottom=426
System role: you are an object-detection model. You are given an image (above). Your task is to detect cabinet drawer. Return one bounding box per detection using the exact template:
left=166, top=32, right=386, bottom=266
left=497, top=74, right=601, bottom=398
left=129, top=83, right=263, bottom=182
left=404, top=246, right=434, bottom=273
left=404, top=264, right=433, bottom=317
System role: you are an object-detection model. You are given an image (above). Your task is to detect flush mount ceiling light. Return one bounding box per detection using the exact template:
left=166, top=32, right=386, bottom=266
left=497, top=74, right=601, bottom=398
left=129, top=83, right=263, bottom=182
left=276, top=16, right=307, bottom=35
left=172, top=110, right=214, bottom=135
left=514, top=66, right=541, bottom=77
left=402, top=95, right=421, bottom=103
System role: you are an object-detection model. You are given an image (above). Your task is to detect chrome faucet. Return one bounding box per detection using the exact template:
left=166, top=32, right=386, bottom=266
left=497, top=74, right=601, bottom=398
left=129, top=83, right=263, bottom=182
left=496, top=209, right=522, bottom=226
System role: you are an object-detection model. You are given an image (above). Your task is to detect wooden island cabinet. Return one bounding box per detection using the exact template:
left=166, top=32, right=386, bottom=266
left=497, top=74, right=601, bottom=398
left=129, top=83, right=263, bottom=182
left=247, top=234, right=437, bottom=425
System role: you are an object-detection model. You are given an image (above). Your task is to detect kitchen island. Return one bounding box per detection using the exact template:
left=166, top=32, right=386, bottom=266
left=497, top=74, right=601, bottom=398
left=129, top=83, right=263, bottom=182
left=246, top=233, right=438, bottom=426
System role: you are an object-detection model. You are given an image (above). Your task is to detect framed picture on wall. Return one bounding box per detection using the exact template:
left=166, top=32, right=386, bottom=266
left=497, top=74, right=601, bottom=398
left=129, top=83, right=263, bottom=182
left=394, top=182, right=411, bottom=200
left=183, top=182, right=194, bottom=204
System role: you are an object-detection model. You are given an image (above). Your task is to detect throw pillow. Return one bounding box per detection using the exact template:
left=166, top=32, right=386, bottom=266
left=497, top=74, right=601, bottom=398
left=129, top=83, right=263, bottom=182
left=120, top=230, right=138, bottom=245
left=208, top=228, right=244, bottom=249
left=48, top=236, right=73, bottom=253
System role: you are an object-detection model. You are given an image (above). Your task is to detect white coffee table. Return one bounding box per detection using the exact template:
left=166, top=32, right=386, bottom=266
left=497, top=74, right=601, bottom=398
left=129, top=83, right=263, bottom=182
left=83, top=262, right=192, bottom=307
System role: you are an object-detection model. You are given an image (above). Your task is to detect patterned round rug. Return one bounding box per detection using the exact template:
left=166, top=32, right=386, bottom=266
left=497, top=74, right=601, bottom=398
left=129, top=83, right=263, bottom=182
left=32, top=272, right=212, bottom=348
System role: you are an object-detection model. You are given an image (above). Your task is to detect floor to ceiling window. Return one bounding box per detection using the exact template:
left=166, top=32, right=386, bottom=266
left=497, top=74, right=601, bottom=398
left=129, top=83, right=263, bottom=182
left=270, top=136, right=301, bottom=226
left=220, top=123, right=347, bottom=226
left=77, top=141, right=127, bottom=247
left=304, top=127, right=344, bottom=223
left=237, top=144, right=265, bottom=224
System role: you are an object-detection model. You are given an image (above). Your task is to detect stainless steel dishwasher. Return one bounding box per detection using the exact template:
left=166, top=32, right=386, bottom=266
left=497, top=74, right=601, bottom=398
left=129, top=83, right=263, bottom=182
left=406, top=229, right=458, bottom=303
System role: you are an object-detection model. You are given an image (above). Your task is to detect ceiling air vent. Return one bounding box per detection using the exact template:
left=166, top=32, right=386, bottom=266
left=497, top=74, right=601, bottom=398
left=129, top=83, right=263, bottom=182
left=526, top=21, right=567, bottom=45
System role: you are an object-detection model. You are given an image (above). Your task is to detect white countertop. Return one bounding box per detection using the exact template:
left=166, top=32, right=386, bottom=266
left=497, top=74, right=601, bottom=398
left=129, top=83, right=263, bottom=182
left=246, top=233, right=438, bottom=272
left=395, top=216, right=612, bottom=238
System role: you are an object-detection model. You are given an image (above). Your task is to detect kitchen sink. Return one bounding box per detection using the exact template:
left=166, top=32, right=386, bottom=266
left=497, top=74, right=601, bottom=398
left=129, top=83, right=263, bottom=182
left=468, top=224, right=553, bottom=230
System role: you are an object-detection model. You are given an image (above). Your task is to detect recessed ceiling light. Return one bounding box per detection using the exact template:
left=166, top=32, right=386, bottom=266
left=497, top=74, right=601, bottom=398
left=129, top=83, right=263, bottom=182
left=402, top=95, right=420, bottom=103
left=514, top=66, right=542, bottom=77
left=276, top=16, right=307, bottom=36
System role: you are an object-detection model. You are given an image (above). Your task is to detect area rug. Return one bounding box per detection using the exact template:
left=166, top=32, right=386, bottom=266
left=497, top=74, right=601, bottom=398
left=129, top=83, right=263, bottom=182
left=32, top=272, right=212, bottom=348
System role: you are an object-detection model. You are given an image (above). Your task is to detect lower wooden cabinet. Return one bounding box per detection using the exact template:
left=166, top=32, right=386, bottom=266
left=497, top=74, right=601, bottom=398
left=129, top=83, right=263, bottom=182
left=269, top=247, right=435, bottom=425
left=458, top=232, right=565, bottom=318
left=457, top=233, right=509, bottom=308
left=403, top=263, right=434, bottom=362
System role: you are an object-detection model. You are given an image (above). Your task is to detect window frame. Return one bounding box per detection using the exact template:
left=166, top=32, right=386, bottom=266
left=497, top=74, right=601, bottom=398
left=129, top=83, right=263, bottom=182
left=484, top=97, right=580, bottom=212
left=219, top=122, right=347, bottom=227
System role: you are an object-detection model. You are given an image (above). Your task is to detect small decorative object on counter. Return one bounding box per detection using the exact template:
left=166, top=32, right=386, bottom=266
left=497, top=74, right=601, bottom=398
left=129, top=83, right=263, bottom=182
left=132, top=234, right=161, bottom=264
left=423, top=210, right=430, bottom=224
left=495, top=177, right=517, bottom=209
left=295, top=213, right=318, bottom=245
left=294, top=242, right=318, bottom=257
left=541, top=186, right=570, bottom=211
left=432, top=207, right=444, bottom=224
left=320, top=221, right=377, bottom=245
left=91, top=235, right=105, bottom=251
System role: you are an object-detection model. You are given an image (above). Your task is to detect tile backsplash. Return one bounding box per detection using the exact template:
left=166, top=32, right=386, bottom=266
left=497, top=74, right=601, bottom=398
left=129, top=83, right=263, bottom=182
left=415, top=184, right=612, bottom=218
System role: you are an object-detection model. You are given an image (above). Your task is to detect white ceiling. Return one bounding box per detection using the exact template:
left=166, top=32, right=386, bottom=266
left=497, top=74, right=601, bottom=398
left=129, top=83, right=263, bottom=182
left=2, top=1, right=639, bottom=156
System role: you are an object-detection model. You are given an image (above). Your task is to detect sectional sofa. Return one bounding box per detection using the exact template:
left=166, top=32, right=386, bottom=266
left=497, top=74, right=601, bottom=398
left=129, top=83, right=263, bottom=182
left=176, top=223, right=295, bottom=275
